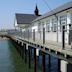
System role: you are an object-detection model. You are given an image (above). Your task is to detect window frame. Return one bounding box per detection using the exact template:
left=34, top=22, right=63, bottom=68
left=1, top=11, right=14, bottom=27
left=46, top=20, right=50, bottom=32
left=60, top=15, right=67, bottom=32
left=52, top=18, right=57, bottom=32
left=38, top=22, right=41, bottom=32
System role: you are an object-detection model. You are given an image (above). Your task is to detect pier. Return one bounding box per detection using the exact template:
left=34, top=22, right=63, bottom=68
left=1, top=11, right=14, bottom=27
left=0, top=29, right=72, bottom=72
left=0, top=1, right=72, bottom=72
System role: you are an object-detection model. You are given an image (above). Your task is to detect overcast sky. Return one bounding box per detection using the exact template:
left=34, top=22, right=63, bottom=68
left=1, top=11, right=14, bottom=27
left=0, top=0, right=71, bottom=30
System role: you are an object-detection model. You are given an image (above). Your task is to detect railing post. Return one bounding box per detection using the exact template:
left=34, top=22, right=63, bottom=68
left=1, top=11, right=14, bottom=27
left=28, top=46, right=31, bottom=68
left=33, top=29, right=35, bottom=41
left=58, top=59, right=61, bottom=72
left=24, top=31, right=25, bottom=39
left=43, top=28, right=45, bottom=44
left=48, top=54, right=51, bottom=72
left=34, top=48, right=37, bottom=72
left=69, top=24, right=71, bottom=45
left=28, top=30, right=29, bottom=40
left=25, top=31, right=26, bottom=38
left=62, top=26, right=65, bottom=49
left=24, top=44, right=27, bottom=63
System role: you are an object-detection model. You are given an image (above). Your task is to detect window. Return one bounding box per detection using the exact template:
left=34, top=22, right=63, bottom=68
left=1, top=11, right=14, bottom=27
left=46, top=20, right=50, bottom=32
left=41, top=22, right=44, bottom=31
left=60, top=15, right=67, bottom=32
left=42, top=22, right=44, bottom=28
left=38, top=22, right=41, bottom=32
left=69, top=14, right=72, bottom=29
left=38, top=22, right=44, bottom=32
left=52, top=18, right=57, bottom=32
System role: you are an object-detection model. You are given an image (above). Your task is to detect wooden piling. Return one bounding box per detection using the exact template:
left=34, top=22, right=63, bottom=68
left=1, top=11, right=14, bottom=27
left=34, top=48, right=37, bottom=72
left=42, top=52, right=46, bottom=72
left=28, top=46, right=31, bottom=68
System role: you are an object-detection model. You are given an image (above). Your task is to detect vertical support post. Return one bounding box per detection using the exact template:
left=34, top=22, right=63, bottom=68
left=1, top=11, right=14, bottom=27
left=28, top=30, right=29, bottom=40
left=42, top=52, right=46, bottom=72
left=17, top=40, right=18, bottom=44
left=19, top=42, right=22, bottom=56
left=43, top=28, right=45, bottom=44
left=34, top=48, right=37, bottom=72
left=30, top=47, right=32, bottom=60
left=23, top=44, right=25, bottom=59
left=21, top=28, right=22, bottom=38
left=33, top=29, right=35, bottom=41
left=62, top=26, right=65, bottom=49
left=28, top=46, right=31, bottom=68
left=24, top=31, right=25, bottom=39
left=57, top=18, right=58, bottom=42
left=69, top=24, right=71, bottom=45
left=22, top=43, right=24, bottom=59
left=25, top=31, right=26, bottom=38
left=58, top=59, right=61, bottom=72
left=24, top=44, right=27, bottom=63
left=48, top=54, right=51, bottom=72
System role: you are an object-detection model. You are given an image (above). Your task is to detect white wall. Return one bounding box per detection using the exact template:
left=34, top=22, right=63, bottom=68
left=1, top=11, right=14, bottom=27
left=14, top=17, right=18, bottom=27
left=31, top=9, right=72, bottom=44
left=61, top=60, right=68, bottom=72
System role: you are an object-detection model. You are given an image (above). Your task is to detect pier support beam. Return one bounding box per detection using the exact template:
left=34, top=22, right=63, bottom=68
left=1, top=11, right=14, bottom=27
left=21, top=43, right=24, bottom=59
left=28, top=46, right=31, bottom=68
left=36, top=48, right=39, bottom=71
left=62, top=26, right=65, bottom=49
left=58, top=59, right=61, bottom=72
left=24, top=44, right=27, bottom=63
left=42, top=52, right=46, bottom=72
left=21, top=41, right=23, bottom=46
left=36, top=48, right=39, bottom=56
left=34, top=48, right=37, bottom=72
left=48, top=54, right=51, bottom=72
left=17, top=40, right=19, bottom=44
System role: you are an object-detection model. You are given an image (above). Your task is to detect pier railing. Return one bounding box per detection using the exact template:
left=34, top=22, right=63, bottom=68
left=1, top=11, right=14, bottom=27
left=7, top=26, right=72, bottom=51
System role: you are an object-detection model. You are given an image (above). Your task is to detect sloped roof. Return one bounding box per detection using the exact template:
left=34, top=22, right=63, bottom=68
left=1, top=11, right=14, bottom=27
left=32, top=1, right=72, bottom=22
left=16, top=13, right=38, bottom=24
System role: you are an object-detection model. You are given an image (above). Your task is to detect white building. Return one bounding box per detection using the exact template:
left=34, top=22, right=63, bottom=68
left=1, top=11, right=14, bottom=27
left=31, top=1, right=72, bottom=45
left=15, top=1, right=72, bottom=45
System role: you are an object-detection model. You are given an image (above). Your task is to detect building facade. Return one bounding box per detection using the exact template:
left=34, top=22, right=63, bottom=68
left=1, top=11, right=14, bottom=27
left=31, top=2, right=72, bottom=45
left=15, top=1, right=72, bottom=45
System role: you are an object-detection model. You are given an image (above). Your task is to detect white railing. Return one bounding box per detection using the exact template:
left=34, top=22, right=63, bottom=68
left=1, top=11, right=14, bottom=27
left=7, top=25, right=72, bottom=51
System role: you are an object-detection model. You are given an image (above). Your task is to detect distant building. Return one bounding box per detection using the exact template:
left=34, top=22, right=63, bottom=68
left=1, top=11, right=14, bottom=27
left=14, top=1, right=72, bottom=45
left=14, top=5, right=40, bottom=30
left=14, top=13, right=38, bottom=30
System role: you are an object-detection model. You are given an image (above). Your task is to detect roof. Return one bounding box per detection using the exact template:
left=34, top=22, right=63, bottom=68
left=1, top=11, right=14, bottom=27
left=32, top=1, right=72, bottom=23
left=15, top=13, right=38, bottom=24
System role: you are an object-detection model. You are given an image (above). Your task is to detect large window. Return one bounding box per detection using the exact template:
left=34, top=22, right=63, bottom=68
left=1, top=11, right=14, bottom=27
left=41, top=22, right=44, bottom=31
left=46, top=20, right=50, bottom=32
left=42, top=22, right=44, bottom=28
left=60, top=15, right=67, bottom=31
left=52, top=18, right=57, bottom=32
left=38, top=22, right=44, bottom=32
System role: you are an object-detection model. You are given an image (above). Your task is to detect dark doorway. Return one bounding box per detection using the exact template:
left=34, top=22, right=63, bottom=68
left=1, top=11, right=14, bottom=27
left=68, top=24, right=72, bottom=45
left=62, top=25, right=65, bottom=49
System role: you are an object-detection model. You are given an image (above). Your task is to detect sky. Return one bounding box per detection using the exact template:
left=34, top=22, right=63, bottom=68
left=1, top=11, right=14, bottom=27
left=0, top=0, right=71, bottom=30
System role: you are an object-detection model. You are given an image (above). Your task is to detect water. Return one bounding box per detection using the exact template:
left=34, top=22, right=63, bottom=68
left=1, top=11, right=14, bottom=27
left=0, top=39, right=58, bottom=72
left=0, top=40, right=34, bottom=72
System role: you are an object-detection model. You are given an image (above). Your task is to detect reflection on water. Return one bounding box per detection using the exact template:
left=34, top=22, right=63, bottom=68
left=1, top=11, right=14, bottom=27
left=0, top=40, right=33, bottom=72
left=0, top=39, right=58, bottom=72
